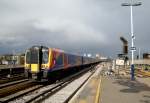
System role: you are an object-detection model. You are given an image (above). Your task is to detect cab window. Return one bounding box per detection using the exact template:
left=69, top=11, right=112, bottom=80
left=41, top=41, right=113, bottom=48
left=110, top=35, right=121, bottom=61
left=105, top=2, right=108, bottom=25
left=42, top=50, right=49, bottom=64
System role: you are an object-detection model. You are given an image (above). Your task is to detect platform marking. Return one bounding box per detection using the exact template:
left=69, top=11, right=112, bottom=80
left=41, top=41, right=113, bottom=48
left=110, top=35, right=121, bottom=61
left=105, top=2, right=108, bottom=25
left=94, top=76, right=102, bottom=103
left=78, top=99, right=87, bottom=103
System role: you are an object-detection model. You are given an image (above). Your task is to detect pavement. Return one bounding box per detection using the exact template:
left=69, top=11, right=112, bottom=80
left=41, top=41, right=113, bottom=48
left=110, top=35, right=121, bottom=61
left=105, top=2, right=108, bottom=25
left=69, top=62, right=150, bottom=103
left=101, top=73, right=150, bottom=103
left=69, top=64, right=102, bottom=103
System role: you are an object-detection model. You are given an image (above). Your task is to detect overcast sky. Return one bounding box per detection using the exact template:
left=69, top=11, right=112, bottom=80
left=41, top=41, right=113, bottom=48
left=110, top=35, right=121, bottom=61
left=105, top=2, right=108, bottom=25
left=0, top=0, right=149, bottom=58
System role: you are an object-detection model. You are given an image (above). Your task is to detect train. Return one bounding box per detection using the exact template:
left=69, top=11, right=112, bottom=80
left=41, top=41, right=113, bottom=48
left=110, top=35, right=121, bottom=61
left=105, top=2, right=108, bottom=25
left=24, top=46, right=100, bottom=81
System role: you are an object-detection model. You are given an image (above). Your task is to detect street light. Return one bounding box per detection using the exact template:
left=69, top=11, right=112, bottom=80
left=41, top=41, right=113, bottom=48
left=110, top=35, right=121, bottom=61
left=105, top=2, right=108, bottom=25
left=121, top=0, right=142, bottom=80
left=122, top=2, right=142, bottom=6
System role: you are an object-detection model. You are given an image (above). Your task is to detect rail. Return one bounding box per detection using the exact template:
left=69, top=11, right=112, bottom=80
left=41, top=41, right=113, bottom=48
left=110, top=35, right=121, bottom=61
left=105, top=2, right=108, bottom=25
left=0, top=65, right=24, bottom=69
left=2, top=65, right=96, bottom=103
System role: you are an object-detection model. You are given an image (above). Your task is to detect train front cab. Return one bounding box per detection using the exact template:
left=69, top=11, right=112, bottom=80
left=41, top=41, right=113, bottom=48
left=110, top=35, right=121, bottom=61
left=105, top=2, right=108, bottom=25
left=25, top=46, right=50, bottom=81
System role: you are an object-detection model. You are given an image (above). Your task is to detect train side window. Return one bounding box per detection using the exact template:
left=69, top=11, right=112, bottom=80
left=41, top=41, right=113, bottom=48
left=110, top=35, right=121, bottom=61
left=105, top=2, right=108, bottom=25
left=56, top=54, right=63, bottom=66
left=68, top=54, right=76, bottom=64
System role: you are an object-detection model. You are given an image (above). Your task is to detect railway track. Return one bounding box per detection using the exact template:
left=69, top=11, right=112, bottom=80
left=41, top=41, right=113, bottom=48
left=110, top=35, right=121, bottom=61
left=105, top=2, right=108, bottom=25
left=0, top=84, right=44, bottom=103
left=0, top=65, right=96, bottom=103
left=0, top=66, right=24, bottom=79
left=0, top=74, right=25, bottom=84
left=42, top=67, right=96, bottom=103
left=0, top=79, right=28, bottom=89
left=0, top=80, right=36, bottom=99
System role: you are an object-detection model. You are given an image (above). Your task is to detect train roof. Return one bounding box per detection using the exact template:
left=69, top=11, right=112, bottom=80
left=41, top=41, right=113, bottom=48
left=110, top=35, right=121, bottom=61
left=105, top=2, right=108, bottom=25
left=27, top=45, right=95, bottom=58
left=51, top=48, right=64, bottom=53
left=50, top=48, right=82, bottom=56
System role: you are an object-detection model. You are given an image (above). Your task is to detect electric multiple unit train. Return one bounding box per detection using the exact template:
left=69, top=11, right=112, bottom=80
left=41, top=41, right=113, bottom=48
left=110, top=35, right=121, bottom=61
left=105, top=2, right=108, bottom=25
left=25, top=46, right=100, bottom=81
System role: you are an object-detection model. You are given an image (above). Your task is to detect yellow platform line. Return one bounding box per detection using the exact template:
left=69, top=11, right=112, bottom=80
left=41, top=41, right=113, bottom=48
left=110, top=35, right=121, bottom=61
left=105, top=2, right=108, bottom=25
left=94, top=76, right=102, bottom=103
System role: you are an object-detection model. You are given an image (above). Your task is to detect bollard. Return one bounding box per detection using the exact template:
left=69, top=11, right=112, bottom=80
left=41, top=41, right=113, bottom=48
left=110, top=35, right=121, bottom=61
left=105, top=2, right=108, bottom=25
left=131, top=64, right=135, bottom=80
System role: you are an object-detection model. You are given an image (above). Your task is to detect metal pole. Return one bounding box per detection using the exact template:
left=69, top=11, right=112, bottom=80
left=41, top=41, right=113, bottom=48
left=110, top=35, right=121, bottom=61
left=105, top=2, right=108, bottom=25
left=139, top=48, right=140, bottom=60
left=130, top=5, right=134, bottom=65
left=122, top=0, right=142, bottom=81
left=130, top=4, right=135, bottom=80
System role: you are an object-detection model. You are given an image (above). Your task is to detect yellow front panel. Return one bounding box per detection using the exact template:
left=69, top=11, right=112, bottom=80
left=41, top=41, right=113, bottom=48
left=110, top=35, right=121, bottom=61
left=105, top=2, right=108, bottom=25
left=31, top=64, right=39, bottom=72
left=25, top=64, right=31, bottom=69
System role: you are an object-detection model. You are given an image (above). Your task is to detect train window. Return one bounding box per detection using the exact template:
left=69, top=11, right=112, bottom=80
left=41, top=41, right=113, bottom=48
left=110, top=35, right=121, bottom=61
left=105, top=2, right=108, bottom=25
left=26, top=50, right=38, bottom=64
left=42, top=50, right=49, bottom=64
left=26, top=51, right=31, bottom=64
left=68, top=54, right=76, bottom=64
left=30, top=50, right=39, bottom=64
left=56, top=54, right=63, bottom=66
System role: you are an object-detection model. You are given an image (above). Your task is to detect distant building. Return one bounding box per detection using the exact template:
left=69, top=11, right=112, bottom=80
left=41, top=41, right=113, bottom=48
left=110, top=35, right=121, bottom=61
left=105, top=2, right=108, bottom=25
left=143, top=53, right=150, bottom=59
left=2, top=60, right=9, bottom=65
left=87, top=54, right=92, bottom=57
left=0, top=53, right=25, bottom=65
left=96, top=54, right=100, bottom=58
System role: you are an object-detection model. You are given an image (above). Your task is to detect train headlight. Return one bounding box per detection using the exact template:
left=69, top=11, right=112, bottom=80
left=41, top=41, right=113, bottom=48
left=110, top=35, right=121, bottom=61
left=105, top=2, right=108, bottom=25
left=41, top=65, right=49, bottom=70
left=42, top=65, right=45, bottom=69
left=25, top=65, right=30, bottom=69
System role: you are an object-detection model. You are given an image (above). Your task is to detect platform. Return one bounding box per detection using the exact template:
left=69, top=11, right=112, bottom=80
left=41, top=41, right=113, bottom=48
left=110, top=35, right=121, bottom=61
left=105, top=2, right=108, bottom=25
left=69, top=64, right=102, bottom=103
left=101, top=75, right=150, bottom=103
left=69, top=63, right=150, bottom=103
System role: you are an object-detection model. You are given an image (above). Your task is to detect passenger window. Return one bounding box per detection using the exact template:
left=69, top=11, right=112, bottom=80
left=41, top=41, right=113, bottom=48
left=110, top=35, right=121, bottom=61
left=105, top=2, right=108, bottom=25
left=56, top=54, right=63, bottom=66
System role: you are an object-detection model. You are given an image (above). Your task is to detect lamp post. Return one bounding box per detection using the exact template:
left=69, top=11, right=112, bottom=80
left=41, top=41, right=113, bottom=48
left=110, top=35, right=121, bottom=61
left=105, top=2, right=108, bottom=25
left=121, top=0, right=142, bottom=80
left=139, top=48, right=141, bottom=60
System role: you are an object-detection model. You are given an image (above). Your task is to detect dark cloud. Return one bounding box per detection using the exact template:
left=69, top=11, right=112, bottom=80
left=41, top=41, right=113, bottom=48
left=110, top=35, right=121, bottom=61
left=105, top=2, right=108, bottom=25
left=0, top=0, right=149, bottom=58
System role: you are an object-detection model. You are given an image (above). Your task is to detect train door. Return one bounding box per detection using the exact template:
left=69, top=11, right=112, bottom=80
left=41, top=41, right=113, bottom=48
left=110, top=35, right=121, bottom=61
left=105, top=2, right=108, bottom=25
left=30, top=47, right=42, bottom=72
left=30, top=46, right=43, bottom=80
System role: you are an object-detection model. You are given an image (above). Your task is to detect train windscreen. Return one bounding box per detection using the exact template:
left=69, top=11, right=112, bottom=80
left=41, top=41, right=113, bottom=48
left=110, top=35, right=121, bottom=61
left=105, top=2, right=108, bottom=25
left=26, top=47, right=49, bottom=64
left=42, top=49, right=49, bottom=64
left=26, top=50, right=39, bottom=64
left=26, top=51, right=31, bottom=64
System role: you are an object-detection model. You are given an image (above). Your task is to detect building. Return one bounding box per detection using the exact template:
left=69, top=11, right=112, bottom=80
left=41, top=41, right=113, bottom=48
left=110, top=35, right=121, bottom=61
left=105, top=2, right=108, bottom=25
left=0, top=53, right=25, bottom=65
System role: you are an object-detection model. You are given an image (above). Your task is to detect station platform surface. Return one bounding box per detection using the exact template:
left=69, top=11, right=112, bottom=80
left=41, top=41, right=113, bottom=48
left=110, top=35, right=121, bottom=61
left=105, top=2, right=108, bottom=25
left=69, top=63, right=150, bottom=103
left=101, top=75, right=150, bottom=103
left=69, top=64, right=102, bottom=103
